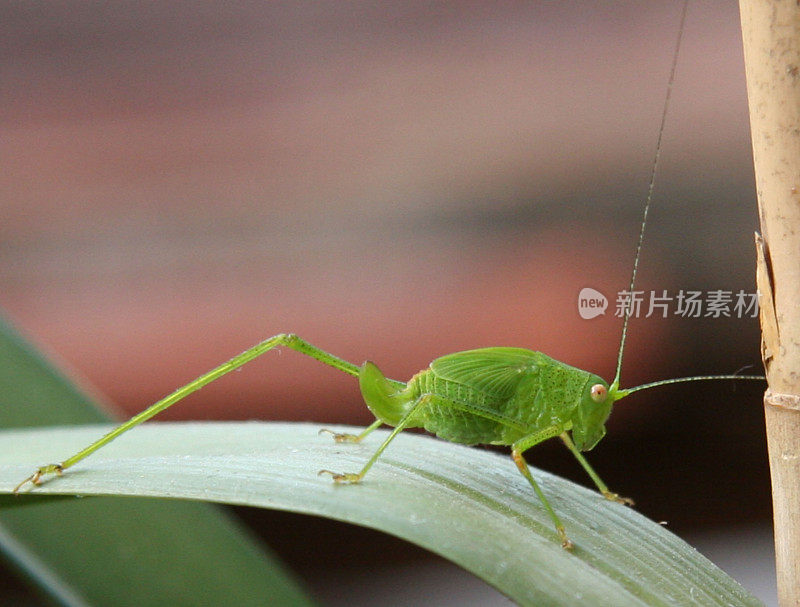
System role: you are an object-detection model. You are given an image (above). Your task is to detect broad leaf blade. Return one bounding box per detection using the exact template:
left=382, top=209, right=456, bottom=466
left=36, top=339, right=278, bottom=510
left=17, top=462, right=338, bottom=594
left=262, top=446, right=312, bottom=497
left=0, top=315, right=313, bottom=607
left=0, top=422, right=763, bottom=607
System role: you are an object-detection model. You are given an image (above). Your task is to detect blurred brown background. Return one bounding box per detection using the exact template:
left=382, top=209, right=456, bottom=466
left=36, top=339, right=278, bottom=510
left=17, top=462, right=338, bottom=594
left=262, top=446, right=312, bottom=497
left=1, top=1, right=773, bottom=604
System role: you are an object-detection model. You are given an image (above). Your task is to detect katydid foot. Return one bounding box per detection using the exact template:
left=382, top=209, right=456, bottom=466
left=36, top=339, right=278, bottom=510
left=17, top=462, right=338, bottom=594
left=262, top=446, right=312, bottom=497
left=318, top=470, right=363, bottom=483
left=602, top=491, right=635, bottom=506
left=13, top=463, right=63, bottom=494
left=557, top=526, right=574, bottom=551
left=318, top=429, right=363, bottom=443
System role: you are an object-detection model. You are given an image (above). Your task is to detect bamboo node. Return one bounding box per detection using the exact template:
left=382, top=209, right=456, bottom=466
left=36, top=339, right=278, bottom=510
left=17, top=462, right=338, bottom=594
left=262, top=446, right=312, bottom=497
left=764, top=389, right=800, bottom=411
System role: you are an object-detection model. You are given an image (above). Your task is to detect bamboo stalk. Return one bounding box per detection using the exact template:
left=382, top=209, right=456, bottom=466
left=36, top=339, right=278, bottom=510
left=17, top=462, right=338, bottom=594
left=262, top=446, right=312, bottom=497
left=739, top=2, right=800, bottom=605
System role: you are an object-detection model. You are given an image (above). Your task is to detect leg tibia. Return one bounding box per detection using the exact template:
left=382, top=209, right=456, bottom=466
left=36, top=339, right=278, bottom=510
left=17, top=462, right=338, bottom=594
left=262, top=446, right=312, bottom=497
left=559, top=433, right=634, bottom=506
left=511, top=448, right=573, bottom=550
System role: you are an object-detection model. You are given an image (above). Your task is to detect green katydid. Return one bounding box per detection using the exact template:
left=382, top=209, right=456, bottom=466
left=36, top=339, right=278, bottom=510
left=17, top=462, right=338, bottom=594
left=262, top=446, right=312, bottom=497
left=13, top=0, right=764, bottom=550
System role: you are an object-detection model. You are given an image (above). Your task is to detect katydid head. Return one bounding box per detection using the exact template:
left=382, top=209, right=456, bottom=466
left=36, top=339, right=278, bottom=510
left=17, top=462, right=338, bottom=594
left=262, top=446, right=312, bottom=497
left=571, top=375, right=627, bottom=451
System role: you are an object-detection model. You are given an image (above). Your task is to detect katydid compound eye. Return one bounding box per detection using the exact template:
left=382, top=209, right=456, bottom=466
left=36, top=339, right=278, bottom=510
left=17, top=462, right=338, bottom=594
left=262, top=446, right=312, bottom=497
left=590, top=384, right=607, bottom=403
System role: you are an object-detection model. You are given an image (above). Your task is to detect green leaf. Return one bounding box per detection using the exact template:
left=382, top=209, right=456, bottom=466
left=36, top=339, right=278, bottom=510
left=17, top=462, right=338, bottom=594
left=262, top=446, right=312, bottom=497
left=0, top=422, right=762, bottom=607
left=0, top=315, right=313, bottom=607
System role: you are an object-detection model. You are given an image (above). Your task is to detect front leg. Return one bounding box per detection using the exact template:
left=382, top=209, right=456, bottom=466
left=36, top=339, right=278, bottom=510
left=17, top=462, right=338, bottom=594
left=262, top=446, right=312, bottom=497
left=559, top=433, right=634, bottom=506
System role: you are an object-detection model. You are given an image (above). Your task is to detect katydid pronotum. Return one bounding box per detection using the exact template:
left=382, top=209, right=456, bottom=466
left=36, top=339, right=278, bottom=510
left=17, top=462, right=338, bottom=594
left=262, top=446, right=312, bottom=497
left=13, top=1, right=764, bottom=550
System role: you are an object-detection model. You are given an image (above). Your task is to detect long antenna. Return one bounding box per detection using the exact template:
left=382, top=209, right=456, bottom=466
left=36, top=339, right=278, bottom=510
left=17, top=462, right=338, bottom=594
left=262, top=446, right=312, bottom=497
left=611, top=0, right=689, bottom=390
left=618, top=373, right=765, bottom=398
